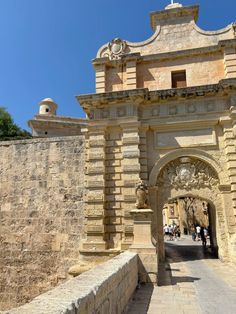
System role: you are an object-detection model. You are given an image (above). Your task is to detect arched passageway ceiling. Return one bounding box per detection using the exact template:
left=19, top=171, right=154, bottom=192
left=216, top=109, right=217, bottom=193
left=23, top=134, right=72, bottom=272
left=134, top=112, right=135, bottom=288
left=165, top=194, right=215, bottom=207
left=149, top=148, right=228, bottom=187
left=158, top=187, right=221, bottom=211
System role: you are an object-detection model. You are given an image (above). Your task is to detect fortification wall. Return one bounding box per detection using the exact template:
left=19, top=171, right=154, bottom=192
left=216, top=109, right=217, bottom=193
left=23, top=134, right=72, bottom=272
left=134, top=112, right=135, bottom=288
left=0, top=136, right=86, bottom=311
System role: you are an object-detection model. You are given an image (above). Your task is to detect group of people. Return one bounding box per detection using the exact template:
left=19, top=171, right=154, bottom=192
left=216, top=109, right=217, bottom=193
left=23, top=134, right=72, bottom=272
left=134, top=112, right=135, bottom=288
left=191, top=225, right=208, bottom=247
left=164, top=223, right=210, bottom=247
left=163, top=224, right=181, bottom=241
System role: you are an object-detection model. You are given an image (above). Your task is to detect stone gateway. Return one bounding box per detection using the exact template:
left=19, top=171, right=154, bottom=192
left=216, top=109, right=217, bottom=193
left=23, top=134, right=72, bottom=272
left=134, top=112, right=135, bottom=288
left=1, top=2, right=236, bottom=312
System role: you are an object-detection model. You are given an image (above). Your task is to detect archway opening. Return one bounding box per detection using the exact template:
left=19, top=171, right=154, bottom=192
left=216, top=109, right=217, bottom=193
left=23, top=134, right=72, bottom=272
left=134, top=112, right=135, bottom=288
left=149, top=155, right=225, bottom=262
left=162, top=195, right=218, bottom=259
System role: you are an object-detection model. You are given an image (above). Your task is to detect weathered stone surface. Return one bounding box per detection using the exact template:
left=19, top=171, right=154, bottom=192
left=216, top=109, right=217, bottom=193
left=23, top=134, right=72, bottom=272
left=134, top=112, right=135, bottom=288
left=3, top=252, right=138, bottom=314
left=0, top=136, right=85, bottom=311
left=2, top=3, right=236, bottom=313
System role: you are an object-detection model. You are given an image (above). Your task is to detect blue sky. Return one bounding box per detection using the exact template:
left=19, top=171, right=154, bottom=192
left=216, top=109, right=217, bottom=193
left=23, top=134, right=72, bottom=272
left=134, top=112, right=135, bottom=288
left=0, top=0, right=235, bottom=131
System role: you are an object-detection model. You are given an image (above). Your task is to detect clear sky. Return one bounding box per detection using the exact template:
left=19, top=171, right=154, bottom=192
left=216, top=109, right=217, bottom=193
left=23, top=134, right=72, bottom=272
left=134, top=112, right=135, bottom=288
left=0, top=0, right=235, bottom=131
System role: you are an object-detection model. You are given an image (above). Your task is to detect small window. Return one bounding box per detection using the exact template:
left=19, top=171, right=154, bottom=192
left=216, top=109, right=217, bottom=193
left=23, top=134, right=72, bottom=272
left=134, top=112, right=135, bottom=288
left=45, top=131, right=48, bottom=135
left=45, top=108, right=49, bottom=113
left=171, top=71, right=187, bottom=88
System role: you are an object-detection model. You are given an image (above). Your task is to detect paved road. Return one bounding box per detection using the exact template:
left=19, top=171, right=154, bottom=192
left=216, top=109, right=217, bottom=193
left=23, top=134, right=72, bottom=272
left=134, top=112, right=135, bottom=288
left=127, top=237, right=236, bottom=314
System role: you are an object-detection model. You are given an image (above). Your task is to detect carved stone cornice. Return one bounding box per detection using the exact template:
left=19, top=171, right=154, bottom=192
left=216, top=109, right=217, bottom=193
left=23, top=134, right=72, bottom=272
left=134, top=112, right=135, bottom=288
left=76, top=79, right=236, bottom=115
left=28, top=118, right=87, bottom=129
left=93, top=53, right=141, bottom=67
left=219, top=39, right=236, bottom=48
left=93, top=43, right=236, bottom=68
left=150, top=5, right=199, bottom=30
left=76, top=88, right=147, bottom=112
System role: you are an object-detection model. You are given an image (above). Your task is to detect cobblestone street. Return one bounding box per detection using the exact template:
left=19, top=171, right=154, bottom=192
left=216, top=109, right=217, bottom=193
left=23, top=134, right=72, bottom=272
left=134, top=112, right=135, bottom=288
left=127, top=237, right=236, bottom=314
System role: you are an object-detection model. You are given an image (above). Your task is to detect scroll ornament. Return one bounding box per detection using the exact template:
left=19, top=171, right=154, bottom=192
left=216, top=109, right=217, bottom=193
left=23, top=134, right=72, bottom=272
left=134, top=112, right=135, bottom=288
left=101, top=38, right=127, bottom=60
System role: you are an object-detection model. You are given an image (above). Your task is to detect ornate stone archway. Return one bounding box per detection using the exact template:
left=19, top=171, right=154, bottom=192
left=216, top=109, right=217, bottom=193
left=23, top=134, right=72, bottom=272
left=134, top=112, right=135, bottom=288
left=148, top=150, right=231, bottom=262
left=149, top=148, right=226, bottom=187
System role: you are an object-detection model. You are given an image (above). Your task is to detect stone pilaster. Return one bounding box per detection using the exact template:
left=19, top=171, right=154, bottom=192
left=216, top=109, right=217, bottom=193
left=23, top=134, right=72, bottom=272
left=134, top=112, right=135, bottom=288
left=80, top=125, right=107, bottom=251
left=224, top=47, right=236, bottom=79
left=120, top=122, right=141, bottom=249
left=104, top=129, right=123, bottom=249
left=220, top=115, right=236, bottom=217
left=95, top=64, right=106, bottom=93
left=126, top=60, right=137, bottom=90
left=139, top=125, right=149, bottom=181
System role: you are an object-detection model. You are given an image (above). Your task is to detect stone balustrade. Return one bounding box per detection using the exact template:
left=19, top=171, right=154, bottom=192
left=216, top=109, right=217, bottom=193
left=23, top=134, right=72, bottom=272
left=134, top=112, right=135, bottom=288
left=4, top=252, right=138, bottom=314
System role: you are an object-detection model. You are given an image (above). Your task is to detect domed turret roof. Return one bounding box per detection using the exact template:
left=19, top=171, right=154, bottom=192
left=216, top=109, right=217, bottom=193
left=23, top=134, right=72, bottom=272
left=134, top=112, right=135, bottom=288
left=39, top=98, right=58, bottom=108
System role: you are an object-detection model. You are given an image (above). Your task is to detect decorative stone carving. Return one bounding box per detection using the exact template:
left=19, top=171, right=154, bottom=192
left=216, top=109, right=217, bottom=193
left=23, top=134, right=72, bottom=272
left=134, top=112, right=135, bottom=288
left=102, top=38, right=127, bottom=60
left=135, top=181, right=149, bottom=209
left=152, top=107, right=160, bottom=116
left=187, top=104, right=196, bottom=113
left=202, top=201, right=208, bottom=214
left=89, top=109, right=95, bottom=119
left=207, top=103, right=215, bottom=112
left=169, top=205, right=175, bottom=216
left=169, top=105, right=177, bottom=115
left=102, top=109, right=109, bottom=119
left=159, top=157, right=218, bottom=190
left=117, top=107, right=126, bottom=117
left=233, top=22, right=236, bottom=38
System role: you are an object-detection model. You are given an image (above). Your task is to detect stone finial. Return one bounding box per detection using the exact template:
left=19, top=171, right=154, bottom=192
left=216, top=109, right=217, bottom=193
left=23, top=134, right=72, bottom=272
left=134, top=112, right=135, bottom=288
left=38, top=98, right=58, bottom=116
left=165, top=2, right=183, bottom=10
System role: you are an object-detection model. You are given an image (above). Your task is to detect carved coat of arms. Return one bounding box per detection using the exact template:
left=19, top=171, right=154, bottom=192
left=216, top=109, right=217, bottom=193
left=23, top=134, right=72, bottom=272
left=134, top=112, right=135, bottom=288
left=108, top=38, right=126, bottom=59
left=160, top=158, right=218, bottom=190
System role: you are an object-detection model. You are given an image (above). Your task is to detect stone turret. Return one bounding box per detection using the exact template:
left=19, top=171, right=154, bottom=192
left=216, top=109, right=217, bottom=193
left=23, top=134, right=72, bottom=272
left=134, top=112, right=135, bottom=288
left=39, top=98, right=58, bottom=116
left=28, top=97, right=87, bottom=137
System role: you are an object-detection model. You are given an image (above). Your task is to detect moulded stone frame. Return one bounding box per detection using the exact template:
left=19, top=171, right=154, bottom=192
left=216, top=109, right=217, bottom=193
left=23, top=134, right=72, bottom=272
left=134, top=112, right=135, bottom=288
left=148, top=148, right=231, bottom=262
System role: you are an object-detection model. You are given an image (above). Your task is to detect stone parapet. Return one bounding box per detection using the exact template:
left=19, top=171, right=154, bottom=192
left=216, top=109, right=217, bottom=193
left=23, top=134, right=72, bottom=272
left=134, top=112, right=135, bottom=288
left=28, top=115, right=87, bottom=137
left=4, top=252, right=138, bottom=314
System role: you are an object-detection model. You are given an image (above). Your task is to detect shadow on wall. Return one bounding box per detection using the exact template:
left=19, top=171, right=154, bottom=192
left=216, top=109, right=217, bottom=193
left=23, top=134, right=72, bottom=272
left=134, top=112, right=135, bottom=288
left=125, top=283, right=154, bottom=314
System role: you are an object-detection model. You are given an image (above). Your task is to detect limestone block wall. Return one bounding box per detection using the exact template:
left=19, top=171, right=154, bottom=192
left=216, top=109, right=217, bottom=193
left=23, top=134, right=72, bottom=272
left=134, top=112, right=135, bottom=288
left=0, top=136, right=85, bottom=311
left=4, top=251, right=138, bottom=314
left=106, top=66, right=127, bottom=92
left=96, top=52, right=225, bottom=93
left=136, top=53, right=224, bottom=91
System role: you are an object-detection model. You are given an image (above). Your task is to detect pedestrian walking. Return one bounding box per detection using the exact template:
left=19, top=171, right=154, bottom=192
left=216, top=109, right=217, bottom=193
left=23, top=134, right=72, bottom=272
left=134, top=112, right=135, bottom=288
left=196, top=225, right=201, bottom=241
left=169, top=224, right=174, bottom=241
left=163, top=224, right=169, bottom=240
left=191, top=225, right=196, bottom=241
left=200, top=226, right=207, bottom=247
